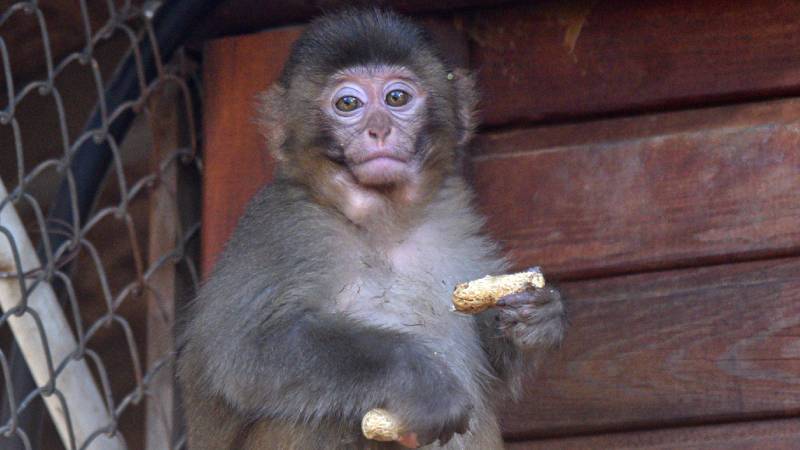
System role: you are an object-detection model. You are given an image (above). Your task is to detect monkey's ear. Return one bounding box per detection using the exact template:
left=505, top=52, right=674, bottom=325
left=451, top=68, right=479, bottom=147
left=256, top=84, right=288, bottom=163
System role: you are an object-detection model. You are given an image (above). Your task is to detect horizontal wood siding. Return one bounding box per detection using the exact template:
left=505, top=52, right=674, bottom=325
left=466, top=0, right=800, bottom=125
left=471, top=100, right=800, bottom=279
left=507, top=417, right=800, bottom=450
left=501, top=257, right=800, bottom=438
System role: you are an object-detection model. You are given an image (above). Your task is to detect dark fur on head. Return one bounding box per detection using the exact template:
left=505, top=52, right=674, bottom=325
left=258, top=8, right=477, bottom=210
left=280, top=8, right=440, bottom=85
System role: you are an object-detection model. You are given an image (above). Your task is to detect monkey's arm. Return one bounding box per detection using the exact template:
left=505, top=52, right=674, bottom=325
left=180, top=299, right=471, bottom=444
left=476, top=286, right=566, bottom=397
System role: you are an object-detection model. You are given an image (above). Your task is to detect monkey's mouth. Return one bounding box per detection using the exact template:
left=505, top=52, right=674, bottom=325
left=350, top=149, right=409, bottom=165
left=348, top=151, right=412, bottom=186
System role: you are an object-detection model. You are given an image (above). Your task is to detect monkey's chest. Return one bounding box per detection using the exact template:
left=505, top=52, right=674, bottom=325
left=333, top=268, right=458, bottom=330
left=332, top=240, right=490, bottom=338
left=330, top=228, right=503, bottom=399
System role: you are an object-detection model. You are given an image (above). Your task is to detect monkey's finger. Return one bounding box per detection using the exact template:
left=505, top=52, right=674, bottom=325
left=397, top=432, right=420, bottom=448
left=439, top=429, right=455, bottom=446
left=413, top=424, right=447, bottom=448
left=496, top=287, right=559, bottom=308
left=454, top=416, right=470, bottom=435
left=496, top=291, right=531, bottom=307
left=525, top=266, right=543, bottom=275
left=495, top=291, right=543, bottom=307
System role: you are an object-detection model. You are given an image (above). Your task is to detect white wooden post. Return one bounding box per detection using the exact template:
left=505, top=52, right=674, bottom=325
left=0, top=178, right=125, bottom=450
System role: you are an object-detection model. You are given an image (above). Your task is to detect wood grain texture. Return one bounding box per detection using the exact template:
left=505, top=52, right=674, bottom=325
left=471, top=99, right=800, bottom=279
left=473, top=97, right=800, bottom=157
left=507, top=417, right=800, bottom=449
left=501, top=257, right=800, bottom=438
left=144, top=84, right=180, bottom=450
left=465, top=0, right=800, bottom=125
left=196, top=0, right=516, bottom=38
left=201, top=27, right=302, bottom=274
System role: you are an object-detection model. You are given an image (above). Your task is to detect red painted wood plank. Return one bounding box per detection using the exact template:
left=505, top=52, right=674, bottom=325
left=466, top=0, right=800, bottom=125
left=508, top=417, right=800, bottom=449
left=197, top=0, right=516, bottom=37
left=201, top=27, right=303, bottom=275
left=471, top=99, right=800, bottom=279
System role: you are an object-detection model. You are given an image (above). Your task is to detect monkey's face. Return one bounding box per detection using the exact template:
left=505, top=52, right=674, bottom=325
left=320, top=65, right=427, bottom=188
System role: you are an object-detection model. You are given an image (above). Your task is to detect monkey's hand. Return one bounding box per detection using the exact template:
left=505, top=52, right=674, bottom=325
left=495, top=283, right=566, bottom=350
left=382, top=350, right=473, bottom=447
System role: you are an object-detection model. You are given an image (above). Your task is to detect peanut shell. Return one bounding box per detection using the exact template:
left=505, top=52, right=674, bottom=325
left=362, top=408, right=402, bottom=442
left=452, top=270, right=546, bottom=314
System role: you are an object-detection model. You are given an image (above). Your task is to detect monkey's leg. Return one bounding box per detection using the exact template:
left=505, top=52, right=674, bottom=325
left=181, top=388, right=249, bottom=450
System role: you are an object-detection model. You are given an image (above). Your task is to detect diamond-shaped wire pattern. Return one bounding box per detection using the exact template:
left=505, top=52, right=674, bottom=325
left=0, top=1, right=201, bottom=449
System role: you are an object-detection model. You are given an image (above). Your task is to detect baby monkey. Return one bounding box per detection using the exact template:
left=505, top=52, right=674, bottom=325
left=177, top=8, right=566, bottom=450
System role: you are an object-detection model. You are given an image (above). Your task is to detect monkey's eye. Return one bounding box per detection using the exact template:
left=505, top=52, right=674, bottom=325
left=385, top=90, right=411, bottom=107
left=335, top=95, right=363, bottom=112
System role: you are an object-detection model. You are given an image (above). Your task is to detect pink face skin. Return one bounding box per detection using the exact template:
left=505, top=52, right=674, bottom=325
left=322, top=66, right=427, bottom=188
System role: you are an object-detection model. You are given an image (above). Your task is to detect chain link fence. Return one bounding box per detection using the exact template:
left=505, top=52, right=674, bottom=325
left=0, top=1, right=204, bottom=448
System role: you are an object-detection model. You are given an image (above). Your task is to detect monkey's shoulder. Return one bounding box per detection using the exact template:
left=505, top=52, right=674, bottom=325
left=234, top=182, right=328, bottom=232
left=197, top=183, right=340, bottom=290
left=222, top=182, right=346, bottom=256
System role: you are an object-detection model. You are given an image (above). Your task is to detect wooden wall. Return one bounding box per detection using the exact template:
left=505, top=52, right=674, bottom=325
left=201, top=1, right=800, bottom=447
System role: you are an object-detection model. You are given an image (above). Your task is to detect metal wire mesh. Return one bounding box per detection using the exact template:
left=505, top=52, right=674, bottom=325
left=0, top=1, right=201, bottom=448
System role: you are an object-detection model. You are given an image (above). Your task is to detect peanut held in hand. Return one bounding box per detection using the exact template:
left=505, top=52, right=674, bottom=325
left=452, top=269, right=546, bottom=314
left=362, top=409, right=402, bottom=442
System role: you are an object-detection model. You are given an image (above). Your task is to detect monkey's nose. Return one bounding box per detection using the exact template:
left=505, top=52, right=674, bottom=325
left=368, top=126, right=391, bottom=144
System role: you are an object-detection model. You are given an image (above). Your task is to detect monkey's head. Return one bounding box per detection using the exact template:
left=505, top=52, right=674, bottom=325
left=259, top=9, right=477, bottom=225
